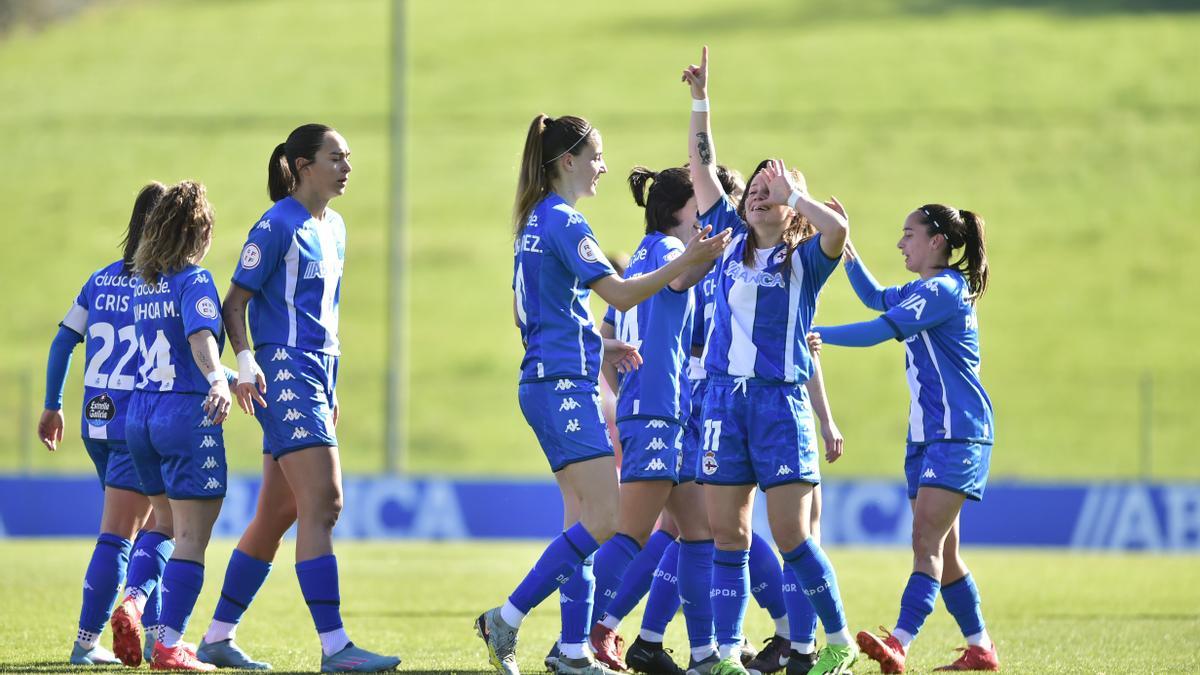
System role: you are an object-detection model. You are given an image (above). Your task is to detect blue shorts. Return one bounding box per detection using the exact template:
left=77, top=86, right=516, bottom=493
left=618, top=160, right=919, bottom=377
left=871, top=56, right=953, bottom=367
left=696, top=376, right=819, bottom=490
left=519, top=378, right=614, bottom=472
left=618, top=418, right=684, bottom=484
left=127, top=391, right=227, bottom=500
left=82, top=439, right=155, bottom=495
left=905, top=441, right=992, bottom=501
left=255, top=345, right=338, bottom=459
left=680, top=379, right=708, bottom=484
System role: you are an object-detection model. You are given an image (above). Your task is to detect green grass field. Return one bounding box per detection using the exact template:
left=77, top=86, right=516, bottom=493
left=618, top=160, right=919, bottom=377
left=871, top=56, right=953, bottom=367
left=1, top=0, right=1198, bottom=478
left=0, top=540, right=1195, bottom=673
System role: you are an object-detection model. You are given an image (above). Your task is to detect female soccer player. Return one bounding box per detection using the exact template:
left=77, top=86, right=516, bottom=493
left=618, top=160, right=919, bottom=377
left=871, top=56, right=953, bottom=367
left=201, top=123, right=400, bottom=673
left=681, top=47, right=857, bottom=675
left=476, top=113, right=730, bottom=675
left=123, top=180, right=231, bottom=671
left=38, top=182, right=172, bottom=667
left=812, top=205, right=998, bottom=673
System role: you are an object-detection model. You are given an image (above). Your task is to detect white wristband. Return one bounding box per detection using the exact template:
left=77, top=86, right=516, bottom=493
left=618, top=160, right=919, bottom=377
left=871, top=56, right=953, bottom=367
left=787, top=190, right=804, bottom=210
left=691, top=98, right=709, bottom=112
left=236, top=349, right=257, bottom=384
left=205, top=370, right=223, bottom=385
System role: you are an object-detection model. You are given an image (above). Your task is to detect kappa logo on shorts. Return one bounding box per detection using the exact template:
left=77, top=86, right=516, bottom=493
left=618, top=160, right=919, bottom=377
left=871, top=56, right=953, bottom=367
left=199, top=436, right=217, bottom=449
left=291, top=427, right=311, bottom=441
left=201, top=456, right=218, bottom=470
left=555, top=379, right=575, bottom=391
left=776, top=465, right=793, bottom=476
left=646, top=437, right=668, bottom=451
left=203, top=477, right=222, bottom=491
left=565, top=419, right=581, bottom=433
left=283, top=408, right=307, bottom=422
left=274, top=369, right=295, bottom=382
left=646, top=457, right=667, bottom=472
left=271, top=348, right=290, bottom=362
left=645, top=420, right=669, bottom=429
left=923, top=467, right=937, bottom=479
left=198, top=415, right=214, bottom=428
left=559, top=397, right=581, bottom=412
left=276, top=388, right=298, bottom=402
left=702, top=451, right=719, bottom=476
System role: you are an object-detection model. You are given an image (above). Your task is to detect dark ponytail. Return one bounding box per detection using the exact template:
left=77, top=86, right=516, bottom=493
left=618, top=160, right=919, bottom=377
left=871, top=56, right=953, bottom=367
left=121, top=181, right=168, bottom=274
left=513, top=113, right=594, bottom=233
left=268, top=123, right=334, bottom=202
left=918, top=204, right=989, bottom=301
left=628, top=166, right=693, bottom=235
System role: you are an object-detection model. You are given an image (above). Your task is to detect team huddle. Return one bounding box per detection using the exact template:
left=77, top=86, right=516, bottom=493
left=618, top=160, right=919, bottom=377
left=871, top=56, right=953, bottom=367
left=39, top=48, right=996, bottom=675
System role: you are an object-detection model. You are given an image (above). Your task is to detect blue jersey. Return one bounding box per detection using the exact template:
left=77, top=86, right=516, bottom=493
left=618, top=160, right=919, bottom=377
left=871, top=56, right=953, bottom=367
left=687, top=267, right=719, bottom=382
left=513, top=193, right=616, bottom=383
left=700, top=197, right=839, bottom=383
left=132, top=265, right=225, bottom=395
left=876, top=269, right=994, bottom=444
left=603, top=233, right=694, bottom=423
left=232, top=196, right=346, bottom=355
left=60, top=260, right=140, bottom=441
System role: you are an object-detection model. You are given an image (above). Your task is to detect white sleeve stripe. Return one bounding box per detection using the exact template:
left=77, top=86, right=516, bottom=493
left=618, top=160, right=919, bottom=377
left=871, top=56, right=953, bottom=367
left=61, top=303, right=88, bottom=335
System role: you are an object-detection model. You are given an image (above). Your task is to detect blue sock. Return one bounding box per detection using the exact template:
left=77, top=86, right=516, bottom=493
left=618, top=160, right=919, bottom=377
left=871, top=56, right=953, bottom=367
left=296, top=554, right=344, bottom=633
left=711, top=548, right=749, bottom=649
left=782, top=539, right=847, bottom=634
left=559, top=553, right=595, bottom=645
left=591, top=533, right=641, bottom=623
left=159, top=559, right=205, bottom=638
left=508, top=522, right=601, bottom=614
left=782, top=566, right=817, bottom=645
left=940, top=574, right=984, bottom=637
left=213, top=549, right=273, bottom=626
left=639, top=540, right=681, bottom=636
left=126, top=531, right=173, bottom=599
left=605, top=529, right=675, bottom=623
left=78, top=533, right=132, bottom=635
left=896, top=572, right=940, bottom=640
left=748, top=532, right=786, bottom=620
left=144, top=585, right=161, bottom=630
left=678, top=539, right=716, bottom=649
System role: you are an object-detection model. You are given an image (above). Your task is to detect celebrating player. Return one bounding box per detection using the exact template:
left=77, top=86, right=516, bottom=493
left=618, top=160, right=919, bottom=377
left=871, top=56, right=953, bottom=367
left=39, top=182, right=171, bottom=667
left=681, top=47, right=857, bottom=675
left=812, top=205, right=998, bottom=672
left=120, top=180, right=230, bottom=671
left=198, top=123, right=400, bottom=672
left=476, top=113, right=730, bottom=675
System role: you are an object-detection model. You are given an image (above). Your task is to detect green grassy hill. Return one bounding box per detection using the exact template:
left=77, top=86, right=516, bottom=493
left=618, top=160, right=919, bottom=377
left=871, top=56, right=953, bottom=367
left=1, top=0, right=1197, bottom=478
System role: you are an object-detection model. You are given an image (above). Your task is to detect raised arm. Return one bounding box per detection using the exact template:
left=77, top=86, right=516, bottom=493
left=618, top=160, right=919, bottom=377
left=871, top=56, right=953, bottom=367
left=591, top=225, right=729, bottom=312
left=682, top=46, right=724, bottom=214
left=842, top=241, right=891, bottom=311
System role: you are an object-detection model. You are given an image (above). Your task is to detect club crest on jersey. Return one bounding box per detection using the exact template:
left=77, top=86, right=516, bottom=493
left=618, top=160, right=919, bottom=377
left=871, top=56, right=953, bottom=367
left=240, top=243, right=262, bottom=270
left=84, top=393, right=115, bottom=427
left=195, top=297, right=219, bottom=320
left=773, top=248, right=788, bottom=264
left=577, top=236, right=602, bottom=264
left=702, top=451, right=719, bottom=476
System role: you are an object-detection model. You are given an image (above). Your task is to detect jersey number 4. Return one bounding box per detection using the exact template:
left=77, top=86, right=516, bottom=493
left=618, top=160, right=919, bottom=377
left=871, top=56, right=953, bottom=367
left=136, top=331, right=177, bottom=391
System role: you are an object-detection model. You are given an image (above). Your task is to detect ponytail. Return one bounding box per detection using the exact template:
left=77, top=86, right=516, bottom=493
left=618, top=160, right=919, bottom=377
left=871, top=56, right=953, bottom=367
left=513, top=113, right=595, bottom=233
left=628, top=166, right=694, bottom=236
left=628, top=166, right=653, bottom=208
left=918, top=203, right=989, bottom=302
left=267, top=123, right=334, bottom=202
left=121, top=181, right=167, bottom=274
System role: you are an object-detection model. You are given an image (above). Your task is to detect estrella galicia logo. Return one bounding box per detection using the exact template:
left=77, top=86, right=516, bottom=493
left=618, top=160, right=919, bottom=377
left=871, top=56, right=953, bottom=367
left=85, top=393, right=116, bottom=427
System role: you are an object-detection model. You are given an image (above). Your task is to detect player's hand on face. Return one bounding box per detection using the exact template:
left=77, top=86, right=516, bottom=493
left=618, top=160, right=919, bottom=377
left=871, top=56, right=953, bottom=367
left=38, top=409, right=65, bottom=452
left=822, top=420, right=844, bottom=463
left=806, top=331, right=823, bottom=355
left=204, top=379, right=232, bottom=425
left=762, top=159, right=804, bottom=207
left=681, top=46, right=709, bottom=99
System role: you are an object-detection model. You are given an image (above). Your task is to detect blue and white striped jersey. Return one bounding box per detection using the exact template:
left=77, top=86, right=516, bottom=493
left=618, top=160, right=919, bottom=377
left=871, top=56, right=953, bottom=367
left=60, top=260, right=139, bottom=440
left=514, top=193, right=616, bottom=383
left=603, top=233, right=694, bottom=423
left=876, top=269, right=994, bottom=444
left=700, top=197, right=839, bottom=383
left=133, top=265, right=225, bottom=395
left=687, top=266, right=719, bottom=382
left=232, top=196, right=345, bottom=356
